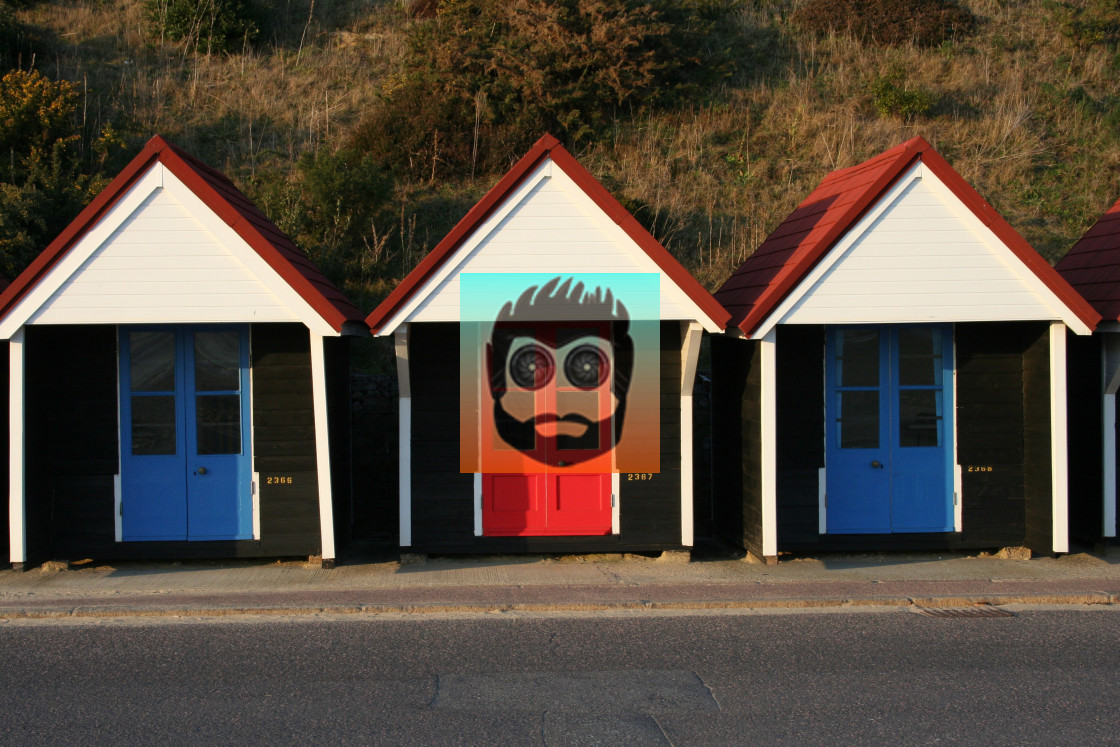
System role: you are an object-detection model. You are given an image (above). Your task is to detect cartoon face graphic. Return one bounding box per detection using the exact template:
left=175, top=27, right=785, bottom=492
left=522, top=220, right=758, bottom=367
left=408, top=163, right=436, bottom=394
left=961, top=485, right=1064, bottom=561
left=487, top=278, right=633, bottom=467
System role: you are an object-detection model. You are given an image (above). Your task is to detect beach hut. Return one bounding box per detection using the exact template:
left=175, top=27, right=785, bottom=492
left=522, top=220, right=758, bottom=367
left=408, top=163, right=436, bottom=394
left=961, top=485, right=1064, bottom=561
left=367, top=135, right=729, bottom=554
left=1, top=136, right=366, bottom=570
left=1055, top=197, right=1120, bottom=543
left=711, top=137, right=1100, bottom=562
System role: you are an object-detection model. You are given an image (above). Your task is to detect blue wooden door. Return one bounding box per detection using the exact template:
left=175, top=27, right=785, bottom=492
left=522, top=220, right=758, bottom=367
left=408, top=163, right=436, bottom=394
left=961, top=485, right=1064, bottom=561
left=826, top=325, right=954, bottom=534
left=120, top=326, right=252, bottom=541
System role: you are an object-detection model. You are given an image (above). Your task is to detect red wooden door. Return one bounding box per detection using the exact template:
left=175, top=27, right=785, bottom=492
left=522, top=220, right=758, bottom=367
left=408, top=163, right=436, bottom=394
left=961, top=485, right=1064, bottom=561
left=482, top=323, right=614, bottom=536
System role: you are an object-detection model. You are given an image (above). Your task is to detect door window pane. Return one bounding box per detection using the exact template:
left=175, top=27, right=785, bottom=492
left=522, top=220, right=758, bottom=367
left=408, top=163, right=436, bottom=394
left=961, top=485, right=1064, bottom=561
left=132, top=395, right=176, bottom=455
left=898, top=328, right=943, bottom=386
left=837, top=330, right=879, bottom=387
left=839, top=391, right=879, bottom=448
left=130, top=331, right=175, bottom=392
left=194, top=331, right=240, bottom=391
left=899, top=389, right=942, bottom=447
left=196, top=395, right=242, bottom=455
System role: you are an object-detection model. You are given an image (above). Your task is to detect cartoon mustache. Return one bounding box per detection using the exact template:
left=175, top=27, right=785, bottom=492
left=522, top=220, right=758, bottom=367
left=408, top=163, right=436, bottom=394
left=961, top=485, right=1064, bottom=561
left=531, top=413, right=595, bottom=429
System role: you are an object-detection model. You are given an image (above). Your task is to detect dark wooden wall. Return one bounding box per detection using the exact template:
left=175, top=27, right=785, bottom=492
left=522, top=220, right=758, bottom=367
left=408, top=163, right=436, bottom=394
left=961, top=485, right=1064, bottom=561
left=21, top=323, right=327, bottom=562
left=776, top=325, right=825, bottom=547
left=407, top=321, right=687, bottom=553
left=1066, top=331, right=1103, bottom=543
left=1022, top=324, right=1054, bottom=554
left=249, top=323, right=322, bottom=558
left=25, top=325, right=118, bottom=562
left=325, top=336, right=353, bottom=553
left=710, top=335, right=762, bottom=557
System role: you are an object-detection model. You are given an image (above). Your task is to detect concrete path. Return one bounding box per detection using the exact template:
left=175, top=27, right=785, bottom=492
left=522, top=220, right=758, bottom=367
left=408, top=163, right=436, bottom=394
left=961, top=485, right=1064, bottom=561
left=1, top=548, right=1119, bottom=619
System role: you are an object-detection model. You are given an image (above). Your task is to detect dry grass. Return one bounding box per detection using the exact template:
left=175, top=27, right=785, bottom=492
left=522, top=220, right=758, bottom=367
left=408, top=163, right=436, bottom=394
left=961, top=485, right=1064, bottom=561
left=14, top=0, right=1120, bottom=303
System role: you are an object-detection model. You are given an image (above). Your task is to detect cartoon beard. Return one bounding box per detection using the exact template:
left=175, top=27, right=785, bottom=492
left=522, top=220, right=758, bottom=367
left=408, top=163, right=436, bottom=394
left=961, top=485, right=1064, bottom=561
left=492, top=397, right=626, bottom=467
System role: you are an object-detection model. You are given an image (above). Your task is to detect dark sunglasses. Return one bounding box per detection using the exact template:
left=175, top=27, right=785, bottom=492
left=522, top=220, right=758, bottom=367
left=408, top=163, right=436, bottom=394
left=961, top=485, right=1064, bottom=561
left=508, top=344, right=609, bottom=390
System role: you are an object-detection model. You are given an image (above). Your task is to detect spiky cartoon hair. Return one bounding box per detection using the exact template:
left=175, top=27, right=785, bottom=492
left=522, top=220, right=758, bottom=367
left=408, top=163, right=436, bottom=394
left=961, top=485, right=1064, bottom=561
left=494, top=276, right=630, bottom=325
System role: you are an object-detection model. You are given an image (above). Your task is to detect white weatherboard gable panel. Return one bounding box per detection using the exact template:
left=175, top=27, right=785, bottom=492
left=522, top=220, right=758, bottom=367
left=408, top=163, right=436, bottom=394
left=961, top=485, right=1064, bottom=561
left=380, top=158, right=720, bottom=333
left=30, top=176, right=298, bottom=326
left=769, top=163, right=1078, bottom=332
left=2, top=163, right=340, bottom=337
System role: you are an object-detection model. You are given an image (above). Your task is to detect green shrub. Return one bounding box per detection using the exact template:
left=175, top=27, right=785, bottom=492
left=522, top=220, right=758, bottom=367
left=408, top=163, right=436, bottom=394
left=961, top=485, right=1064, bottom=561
left=250, top=147, right=393, bottom=301
left=871, top=67, right=938, bottom=118
left=792, top=0, right=976, bottom=48
left=0, top=70, right=117, bottom=278
left=348, top=0, right=737, bottom=181
left=1047, top=0, right=1120, bottom=48
left=144, top=0, right=259, bottom=53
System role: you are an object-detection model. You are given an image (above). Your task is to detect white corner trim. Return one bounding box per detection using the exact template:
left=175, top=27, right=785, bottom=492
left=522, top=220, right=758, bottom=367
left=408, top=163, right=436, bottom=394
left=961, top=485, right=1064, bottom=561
left=309, top=333, right=336, bottom=561
left=1050, top=322, right=1069, bottom=553
left=680, top=322, right=703, bottom=547
left=1104, top=391, right=1117, bottom=539
left=818, top=467, right=827, bottom=535
left=953, top=328, right=962, bottom=533
left=761, top=329, right=778, bottom=557
left=252, top=471, right=261, bottom=540
left=396, top=326, right=412, bottom=547
left=473, top=473, right=483, bottom=537
left=114, top=474, right=122, bottom=542
left=1102, top=342, right=1120, bottom=539
left=954, top=464, right=963, bottom=533
left=9, top=328, right=25, bottom=563
left=612, top=472, right=621, bottom=535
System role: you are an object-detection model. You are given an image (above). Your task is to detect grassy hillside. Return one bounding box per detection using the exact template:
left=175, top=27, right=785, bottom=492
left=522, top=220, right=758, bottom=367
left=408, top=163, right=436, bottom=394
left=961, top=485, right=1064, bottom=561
left=11, top=0, right=1120, bottom=310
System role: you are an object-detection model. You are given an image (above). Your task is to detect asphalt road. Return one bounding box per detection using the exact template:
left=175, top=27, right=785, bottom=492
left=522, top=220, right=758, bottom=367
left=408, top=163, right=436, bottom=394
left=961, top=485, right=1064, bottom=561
left=0, top=606, right=1117, bottom=745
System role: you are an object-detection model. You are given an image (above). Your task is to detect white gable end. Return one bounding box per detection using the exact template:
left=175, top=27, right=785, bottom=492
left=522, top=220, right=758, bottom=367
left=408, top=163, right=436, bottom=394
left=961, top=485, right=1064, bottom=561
left=0, top=162, right=339, bottom=337
left=382, top=158, right=716, bottom=332
left=772, top=163, right=1069, bottom=330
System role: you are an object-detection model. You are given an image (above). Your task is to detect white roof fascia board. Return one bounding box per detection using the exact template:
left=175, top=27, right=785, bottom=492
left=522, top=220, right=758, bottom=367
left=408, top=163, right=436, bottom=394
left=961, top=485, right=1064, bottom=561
left=751, top=163, right=924, bottom=340
left=161, top=168, right=338, bottom=337
left=918, top=164, right=1090, bottom=336
left=754, top=161, right=1090, bottom=338
left=547, top=163, right=724, bottom=333
left=0, top=166, right=165, bottom=339
left=375, top=161, right=554, bottom=336
left=376, top=157, right=724, bottom=335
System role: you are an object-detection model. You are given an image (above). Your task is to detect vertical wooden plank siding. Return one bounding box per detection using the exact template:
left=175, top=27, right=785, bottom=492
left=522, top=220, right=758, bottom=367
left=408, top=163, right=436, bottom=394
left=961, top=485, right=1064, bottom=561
left=324, top=337, right=353, bottom=553
left=8, top=329, right=23, bottom=565
left=1022, top=324, right=1054, bottom=554
left=955, top=322, right=1031, bottom=547
left=1065, top=332, right=1102, bottom=542
left=249, top=323, right=322, bottom=557
left=710, top=335, right=761, bottom=556
left=775, top=325, right=826, bottom=546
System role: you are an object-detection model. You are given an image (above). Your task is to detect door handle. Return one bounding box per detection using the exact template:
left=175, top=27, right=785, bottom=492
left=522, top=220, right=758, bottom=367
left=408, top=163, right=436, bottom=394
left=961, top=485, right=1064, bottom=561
left=197, top=466, right=208, bottom=475
left=870, top=460, right=883, bottom=469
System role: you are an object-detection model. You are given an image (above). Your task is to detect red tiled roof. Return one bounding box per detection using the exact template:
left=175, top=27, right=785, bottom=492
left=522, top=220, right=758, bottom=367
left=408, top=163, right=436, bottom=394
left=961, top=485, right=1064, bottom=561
left=715, top=136, right=1100, bottom=336
left=0, top=135, right=365, bottom=333
left=365, top=134, right=731, bottom=335
left=1056, top=196, right=1120, bottom=321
